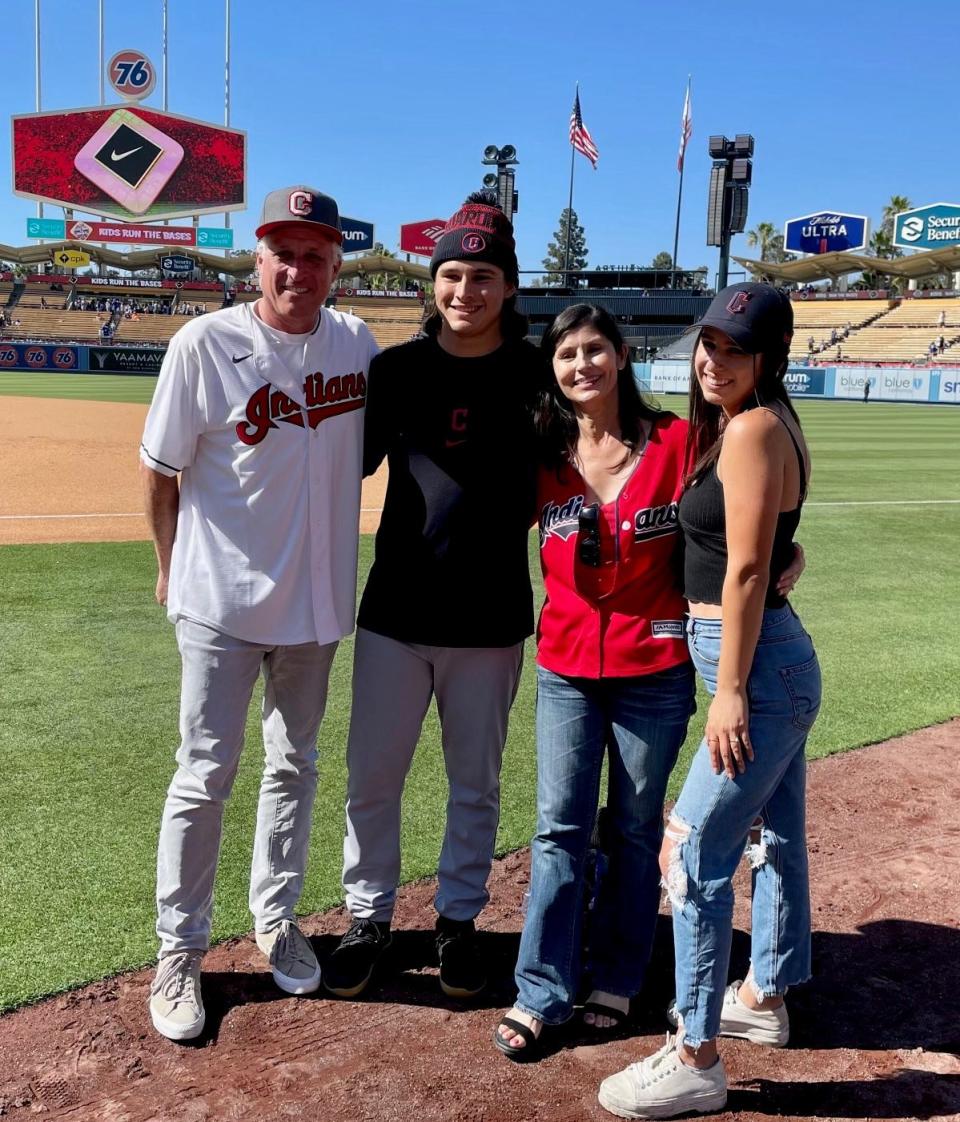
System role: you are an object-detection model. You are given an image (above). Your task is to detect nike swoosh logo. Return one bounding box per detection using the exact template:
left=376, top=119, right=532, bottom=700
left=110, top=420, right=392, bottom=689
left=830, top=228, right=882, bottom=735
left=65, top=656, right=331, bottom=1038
left=232, top=353, right=253, bottom=363
left=110, top=146, right=142, bottom=161
left=445, top=438, right=467, bottom=449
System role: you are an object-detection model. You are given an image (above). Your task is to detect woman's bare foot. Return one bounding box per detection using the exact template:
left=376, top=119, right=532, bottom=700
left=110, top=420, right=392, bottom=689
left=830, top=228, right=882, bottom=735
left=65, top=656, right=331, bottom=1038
left=583, top=989, right=630, bottom=1029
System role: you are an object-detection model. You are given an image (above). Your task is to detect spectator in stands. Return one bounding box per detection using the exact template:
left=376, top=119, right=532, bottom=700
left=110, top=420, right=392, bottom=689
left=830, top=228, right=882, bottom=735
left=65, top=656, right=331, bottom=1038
left=938, top=309, right=946, bottom=328
left=40, top=297, right=48, bottom=309
left=807, top=334, right=814, bottom=352
left=938, top=335, right=945, bottom=354
left=929, top=340, right=938, bottom=360
left=863, top=377, right=871, bottom=404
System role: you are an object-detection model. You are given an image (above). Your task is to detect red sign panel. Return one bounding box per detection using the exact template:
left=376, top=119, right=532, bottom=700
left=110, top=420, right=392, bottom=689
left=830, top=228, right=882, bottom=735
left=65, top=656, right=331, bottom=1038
left=12, top=105, right=246, bottom=222
left=65, top=219, right=199, bottom=246
left=400, top=219, right=447, bottom=256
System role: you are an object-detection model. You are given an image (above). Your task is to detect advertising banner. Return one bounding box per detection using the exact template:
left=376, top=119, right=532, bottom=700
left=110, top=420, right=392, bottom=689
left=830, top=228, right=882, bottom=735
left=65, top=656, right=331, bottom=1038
left=893, top=203, right=960, bottom=250
left=334, top=288, right=421, bottom=299
left=400, top=219, right=447, bottom=256
left=835, top=368, right=930, bottom=401
left=784, top=367, right=826, bottom=396
left=340, top=217, right=374, bottom=254
left=784, top=211, right=869, bottom=254
left=642, top=363, right=690, bottom=394
left=12, top=105, right=246, bottom=222
left=937, top=373, right=960, bottom=403
left=160, top=255, right=196, bottom=273
left=0, top=343, right=79, bottom=371
left=87, top=346, right=164, bottom=374
left=45, top=218, right=233, bottom=248
left=53, top=250, right=90, bottom=268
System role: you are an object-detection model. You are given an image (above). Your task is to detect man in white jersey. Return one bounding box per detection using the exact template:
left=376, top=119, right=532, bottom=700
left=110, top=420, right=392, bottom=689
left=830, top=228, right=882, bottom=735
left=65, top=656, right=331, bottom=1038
left=140, top=185, right=378, bottom=1042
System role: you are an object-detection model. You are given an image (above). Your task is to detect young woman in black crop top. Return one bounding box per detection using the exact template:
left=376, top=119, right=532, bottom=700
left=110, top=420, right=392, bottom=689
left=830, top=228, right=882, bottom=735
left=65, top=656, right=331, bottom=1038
left=599, top=284, right=822, bottom=1120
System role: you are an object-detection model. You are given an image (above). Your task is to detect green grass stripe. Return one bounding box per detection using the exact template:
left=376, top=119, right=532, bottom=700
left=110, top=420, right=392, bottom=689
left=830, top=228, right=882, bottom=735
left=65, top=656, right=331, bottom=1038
left=0, top=371, right=157, bottom=404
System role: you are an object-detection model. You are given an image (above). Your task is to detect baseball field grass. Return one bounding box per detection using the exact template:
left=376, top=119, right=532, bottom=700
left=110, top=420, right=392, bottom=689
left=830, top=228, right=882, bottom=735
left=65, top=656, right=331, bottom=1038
left=1, top=380, right=958, bottom=1010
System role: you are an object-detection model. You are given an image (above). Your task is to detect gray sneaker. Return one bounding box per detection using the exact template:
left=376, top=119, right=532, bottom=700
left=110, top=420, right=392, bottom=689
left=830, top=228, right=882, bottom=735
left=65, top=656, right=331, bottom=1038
left=256, top=919, right=321, bottom=995
left=667, top=981, right=789, bottom=1047
left=598, top=1034, right=727, bottom=1119
left=149, top=950, right=205, bottom=1041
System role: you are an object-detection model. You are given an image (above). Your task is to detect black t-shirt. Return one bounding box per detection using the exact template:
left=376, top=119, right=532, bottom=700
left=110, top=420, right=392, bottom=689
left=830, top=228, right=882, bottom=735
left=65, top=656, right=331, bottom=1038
left=358, top=333, right=541, bottom=647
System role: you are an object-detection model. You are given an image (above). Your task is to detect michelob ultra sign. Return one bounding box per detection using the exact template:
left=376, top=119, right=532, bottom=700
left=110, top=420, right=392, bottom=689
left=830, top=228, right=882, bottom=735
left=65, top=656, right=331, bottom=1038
left=893, top=203, right=960, bottom=250
left=783, top=211, right=868, bottom=254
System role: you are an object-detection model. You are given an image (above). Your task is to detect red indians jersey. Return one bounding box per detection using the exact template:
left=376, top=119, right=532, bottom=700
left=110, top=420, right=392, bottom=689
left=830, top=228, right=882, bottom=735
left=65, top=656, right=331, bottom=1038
left=537, top=412, right=690, bottom=679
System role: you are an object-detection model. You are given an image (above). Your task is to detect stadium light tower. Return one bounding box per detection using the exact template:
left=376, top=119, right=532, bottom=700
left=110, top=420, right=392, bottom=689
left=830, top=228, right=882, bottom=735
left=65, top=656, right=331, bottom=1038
left=481, top=145, right=519, bottom=224
left=706, top=134, right=753, bottom=289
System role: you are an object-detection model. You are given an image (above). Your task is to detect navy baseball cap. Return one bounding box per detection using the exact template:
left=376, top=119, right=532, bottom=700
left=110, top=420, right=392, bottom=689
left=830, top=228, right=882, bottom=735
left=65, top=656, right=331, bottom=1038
left=255, top=185, right=343, bottom=243
left=696, top=282, right=794, bottom=354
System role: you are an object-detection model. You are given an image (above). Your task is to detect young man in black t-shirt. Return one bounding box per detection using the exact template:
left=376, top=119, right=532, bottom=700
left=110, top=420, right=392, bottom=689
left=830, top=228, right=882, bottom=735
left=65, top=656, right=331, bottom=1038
left=325, top=195, right=539, bottom=1000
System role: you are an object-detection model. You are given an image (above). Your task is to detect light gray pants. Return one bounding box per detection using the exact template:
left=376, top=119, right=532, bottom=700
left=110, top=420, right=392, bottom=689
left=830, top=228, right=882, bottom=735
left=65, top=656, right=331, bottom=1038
left=343, top=628, right=524, bottom=923
left=156, top=618, right=338, bottom=956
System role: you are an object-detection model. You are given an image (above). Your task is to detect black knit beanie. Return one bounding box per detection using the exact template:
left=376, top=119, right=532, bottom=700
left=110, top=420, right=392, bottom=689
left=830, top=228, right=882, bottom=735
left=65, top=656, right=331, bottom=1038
left=429, top=193, right=519, bottom=285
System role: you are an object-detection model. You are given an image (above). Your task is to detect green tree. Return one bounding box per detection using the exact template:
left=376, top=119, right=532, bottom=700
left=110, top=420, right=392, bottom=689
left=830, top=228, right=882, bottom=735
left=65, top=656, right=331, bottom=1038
left=881, top=195, right=912, bottom=238
left=542, top=208, right=588, bottom=285
left=746, top=221, right=777, bottom=261
left=651, top=251, right=673, bottom=269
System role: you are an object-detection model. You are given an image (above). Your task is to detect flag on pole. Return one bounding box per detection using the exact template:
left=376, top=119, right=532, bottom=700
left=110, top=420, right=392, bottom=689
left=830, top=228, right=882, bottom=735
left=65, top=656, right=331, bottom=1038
left=677, top=80, right=692, bottom=173
left=569, top=88, right=599, bottom=168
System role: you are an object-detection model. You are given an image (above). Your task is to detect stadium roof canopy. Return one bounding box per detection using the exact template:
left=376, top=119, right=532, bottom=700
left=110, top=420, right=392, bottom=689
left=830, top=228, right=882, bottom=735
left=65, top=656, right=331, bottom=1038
left=734, top=244, right=960, bottom=283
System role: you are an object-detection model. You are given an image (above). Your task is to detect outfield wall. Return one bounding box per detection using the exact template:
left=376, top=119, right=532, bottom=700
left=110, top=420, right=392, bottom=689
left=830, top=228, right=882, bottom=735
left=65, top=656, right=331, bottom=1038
left=0, top=343, right=163, bottom=375
left=637, top=362, right=960, bottom=404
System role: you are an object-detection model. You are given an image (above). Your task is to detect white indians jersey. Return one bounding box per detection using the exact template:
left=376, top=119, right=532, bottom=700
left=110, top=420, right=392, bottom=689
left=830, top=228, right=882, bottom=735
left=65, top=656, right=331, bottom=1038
left=141, top=301, right=379, bottom=645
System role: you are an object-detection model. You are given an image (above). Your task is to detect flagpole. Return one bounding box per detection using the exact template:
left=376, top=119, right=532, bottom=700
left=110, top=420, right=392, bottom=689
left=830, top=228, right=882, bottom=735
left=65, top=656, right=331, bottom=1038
left=671, top=161, right=684, bottom=290
left=563, top=139, right=576, bottom=288
left=672, top=78, right=690, bottom=290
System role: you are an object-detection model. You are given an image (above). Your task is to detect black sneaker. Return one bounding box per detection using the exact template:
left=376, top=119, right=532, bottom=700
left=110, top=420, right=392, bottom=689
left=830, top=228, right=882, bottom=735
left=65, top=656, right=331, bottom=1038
left=323, top=918, right=392, bottom=998
left=436, top=916, right=486, bottom=998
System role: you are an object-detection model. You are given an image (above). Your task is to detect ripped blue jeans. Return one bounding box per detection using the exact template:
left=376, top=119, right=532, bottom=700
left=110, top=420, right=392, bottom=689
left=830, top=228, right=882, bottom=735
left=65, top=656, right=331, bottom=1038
left=665, top=604, right=821, bottom=1048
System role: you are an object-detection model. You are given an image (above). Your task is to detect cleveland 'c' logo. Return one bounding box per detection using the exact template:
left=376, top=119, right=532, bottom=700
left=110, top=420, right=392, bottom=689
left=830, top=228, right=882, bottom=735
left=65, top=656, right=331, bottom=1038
left=288, top=190, right=313, bottom=217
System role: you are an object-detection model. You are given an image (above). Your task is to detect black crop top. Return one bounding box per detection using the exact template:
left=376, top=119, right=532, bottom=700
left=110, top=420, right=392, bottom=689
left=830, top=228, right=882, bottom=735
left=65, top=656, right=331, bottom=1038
left=678, top=414, right=807, bottom=609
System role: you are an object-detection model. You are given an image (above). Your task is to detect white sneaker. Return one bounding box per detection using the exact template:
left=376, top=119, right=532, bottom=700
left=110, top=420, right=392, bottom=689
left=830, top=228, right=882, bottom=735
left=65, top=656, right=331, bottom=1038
left=256, top=919, right=321, bottom=995
left=598, top=1034, right=727, bottom=1119
left=150, top=950, right=205, bottom=1041
left=667, top=981, right=789, bottom=1047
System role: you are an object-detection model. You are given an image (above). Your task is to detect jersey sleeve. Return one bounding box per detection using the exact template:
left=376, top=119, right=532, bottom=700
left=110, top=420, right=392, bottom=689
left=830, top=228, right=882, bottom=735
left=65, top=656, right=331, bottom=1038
left=139, top=330, right=205, bottom=477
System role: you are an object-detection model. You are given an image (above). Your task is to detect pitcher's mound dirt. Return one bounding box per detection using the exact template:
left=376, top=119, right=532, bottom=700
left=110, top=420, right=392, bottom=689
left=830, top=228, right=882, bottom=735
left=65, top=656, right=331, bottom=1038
left=1, top=722, right=958, bottom=1122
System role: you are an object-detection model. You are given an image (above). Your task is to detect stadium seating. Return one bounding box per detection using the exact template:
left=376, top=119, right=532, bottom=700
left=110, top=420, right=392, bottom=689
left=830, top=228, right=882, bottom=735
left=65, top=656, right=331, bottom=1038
left=3, top=307, right=106, bottom=342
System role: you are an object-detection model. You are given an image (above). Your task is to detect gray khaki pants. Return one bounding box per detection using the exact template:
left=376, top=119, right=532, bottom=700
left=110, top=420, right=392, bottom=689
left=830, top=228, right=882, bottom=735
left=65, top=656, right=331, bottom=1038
left=343, top=628, right=524, bottom=923
left=156, top=618, right=338, bottom=956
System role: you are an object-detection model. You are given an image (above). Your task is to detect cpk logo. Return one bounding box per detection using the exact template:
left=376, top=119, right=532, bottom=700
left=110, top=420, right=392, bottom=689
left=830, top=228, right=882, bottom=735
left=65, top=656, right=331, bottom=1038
left=25, top=347, right=49, bottom=367
left=53, top=347, right=76, bottom=368
left=0, top=347, right=17, bottom=367
left=237, top=370, right=366, bottom=446
left=289, top=190, right=313, bottom=217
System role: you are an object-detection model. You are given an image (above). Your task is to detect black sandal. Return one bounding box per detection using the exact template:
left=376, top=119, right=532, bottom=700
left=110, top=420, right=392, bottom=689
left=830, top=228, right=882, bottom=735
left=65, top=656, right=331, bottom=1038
left=494, top=1015, right=542, bottom=1061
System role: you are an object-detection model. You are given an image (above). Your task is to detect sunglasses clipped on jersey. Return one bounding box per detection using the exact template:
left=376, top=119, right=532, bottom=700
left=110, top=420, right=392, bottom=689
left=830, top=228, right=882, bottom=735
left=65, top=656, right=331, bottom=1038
left=578, top=502, right=601, bottom=567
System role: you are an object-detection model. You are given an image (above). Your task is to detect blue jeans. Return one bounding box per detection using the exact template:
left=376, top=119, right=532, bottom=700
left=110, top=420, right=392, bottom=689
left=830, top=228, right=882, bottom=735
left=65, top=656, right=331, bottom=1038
left=666, top=605, right=821, bottom=1047
left=514, top=661, right=696, bottom=1024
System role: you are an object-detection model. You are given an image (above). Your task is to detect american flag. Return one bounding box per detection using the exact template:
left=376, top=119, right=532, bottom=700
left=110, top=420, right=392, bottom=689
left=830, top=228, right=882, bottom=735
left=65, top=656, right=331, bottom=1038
left=569, top=89, right=599, bottom=168
left=677, top=80, right=692, bottom=173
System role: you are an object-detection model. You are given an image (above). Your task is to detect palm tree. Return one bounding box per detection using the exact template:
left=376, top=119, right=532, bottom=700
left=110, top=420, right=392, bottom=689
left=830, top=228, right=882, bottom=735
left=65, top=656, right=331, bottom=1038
left=881, top=195, right=912, bottom=238
left=746, top=222, right=777, bottom=262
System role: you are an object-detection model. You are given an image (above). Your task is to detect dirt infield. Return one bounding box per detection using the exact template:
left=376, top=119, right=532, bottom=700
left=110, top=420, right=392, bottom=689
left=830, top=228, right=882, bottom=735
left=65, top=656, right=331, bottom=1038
left=0, top=721, right=957, bottom=1122
left=0, top=397, right=387, bottom=545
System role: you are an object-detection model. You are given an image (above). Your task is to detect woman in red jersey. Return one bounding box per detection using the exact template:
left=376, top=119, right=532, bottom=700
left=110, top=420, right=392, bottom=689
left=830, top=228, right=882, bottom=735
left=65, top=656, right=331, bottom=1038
left=495, top=303, right=696, bottom=1058
left=494, top=304, right=803, bottom=1061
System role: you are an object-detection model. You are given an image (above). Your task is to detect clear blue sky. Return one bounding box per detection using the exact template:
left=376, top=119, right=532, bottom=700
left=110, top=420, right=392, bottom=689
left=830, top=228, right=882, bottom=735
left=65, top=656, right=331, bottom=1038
left=2, top=0, right=957, bottom=280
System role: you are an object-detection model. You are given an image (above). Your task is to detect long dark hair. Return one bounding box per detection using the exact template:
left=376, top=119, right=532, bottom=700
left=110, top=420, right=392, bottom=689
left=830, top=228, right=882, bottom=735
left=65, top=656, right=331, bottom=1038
left=535, top=303, right=660, bottom=472
left=684, top=328, right=802, bottom=486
